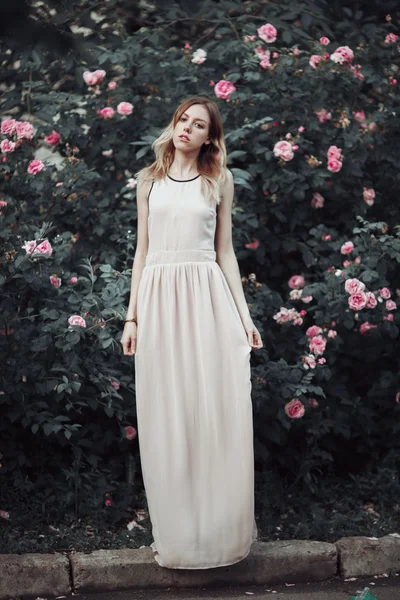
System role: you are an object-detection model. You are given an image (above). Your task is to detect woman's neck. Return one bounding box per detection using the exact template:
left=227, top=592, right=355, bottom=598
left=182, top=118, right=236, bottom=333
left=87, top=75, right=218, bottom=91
left=169, top=151, right=199, bottom=179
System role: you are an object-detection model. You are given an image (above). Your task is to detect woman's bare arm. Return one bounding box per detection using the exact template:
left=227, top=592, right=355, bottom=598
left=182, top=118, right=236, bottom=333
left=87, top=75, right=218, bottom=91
left=215, top=170, right=263, bottom=350
left=125, top=179, right=152, bottom=321
left=214, top=169, right=252, bottom=327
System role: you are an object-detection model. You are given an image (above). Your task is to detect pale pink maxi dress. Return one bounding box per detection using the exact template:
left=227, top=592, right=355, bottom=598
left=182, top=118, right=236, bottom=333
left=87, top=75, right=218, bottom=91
left=134, top=173, right=258, bottom=569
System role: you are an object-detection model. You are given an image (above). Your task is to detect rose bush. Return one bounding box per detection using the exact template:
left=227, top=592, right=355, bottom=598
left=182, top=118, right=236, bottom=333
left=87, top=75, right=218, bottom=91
left=0, top=0, right=399, bottom=516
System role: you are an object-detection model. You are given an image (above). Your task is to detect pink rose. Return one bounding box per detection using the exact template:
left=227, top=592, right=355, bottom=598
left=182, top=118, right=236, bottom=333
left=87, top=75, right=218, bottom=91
left=34, top=240, right=53, bottom=256
left=345, top=278, right=365, bottom=294
left=44, top=131, right=61, bottom=146
left=384, top=33, right=399, bottom=44
left=83, top=69, right=106, bottom=86
left=384, top=314, right=394, bottom=322
left=360, top=322, right=377, bottom=335
left=273, top=307, right=303, bottom=325
left=348, top=291, right=367, bottom=310
left=302, top=354, right=317, bottom=369
left=311, top=192, right=324, bottom=208
left=315, top=109, right=332, bottom=123
left=191, top=48, right=207, bottom=64
left=273, top=308, right=291, bottom=324
left=341, top=241, right=354, bottom=255
left=309, top=55, right=322, bottom=69
left=319, top=37, right=330, bottom=46
left=214, top=80, right=237, bottom=100
left=272, top=51, right=279, bottom=58
left=386, top=300, right=397, bottom=311
left=50, top=275, right=61, bottom=288
left=1, top=119, right=17, bottom=136
left=363, top=187, right=375, bottom=206
left=0, top=200, right=7, bottom=214
left=343, top=260, right=352, bottom=267
left=125, top=425, right=137, bottom=440
left=327, top=158, right=342, bottom=173
left=306, top=325, right=322, bottom=338
left=351, top=67, right=365, bottom=82
left=107, top=81, right=117, bottom=90
left=260, top=57, right=271, bottom=69
left=273, top=140, right=294, bottom=161
left=330, top=46, right=354, bottom=64
left=309, top=335, right=327, bottom=356
left=380, top=287, right=391, bottom=299
left=327, top=145, right=342, bottom=160
left=285, top=398, right=305, bottom=419
left=301, top=295, right=313, bottom=303
left=22, top=240, right=38, bottom=255
left=117, top=102, right=134, bottom=116
left=353, top=110, right=366, bottom=123
left=68, top=315, right=86, bottom=327
left=292, top=48, right=300, bottom=56
left=288, top=275, right=305, bottom=289
left=245, top=238, right=260, bottom=250
left=111, top=381, right=120, bottom=390
left=126, top=178, right=137, bottom=189
left=0, top=139, right=16, bottom=153
left=257, top=23, right=278, bottom=43
left=16, top=121, right=34, bottom=140
left=365, top=292, right=377, bottom=309
left=70, top=277, right=78, bottom=284
left=290, top=289, right=302, bottom=300
left=27, top=159, right=45, bottom=175
left=318, top=357, right=326, bottom=365
left=327, top=329, right=337, bottom=339
left=298, top=126, right=305, bottom=133
left=97, top=107, right=115, bottom=119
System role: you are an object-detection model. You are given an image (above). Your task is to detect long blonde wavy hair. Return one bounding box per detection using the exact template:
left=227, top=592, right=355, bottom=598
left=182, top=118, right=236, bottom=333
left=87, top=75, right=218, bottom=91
left=135, top=96, right=227, bottom=205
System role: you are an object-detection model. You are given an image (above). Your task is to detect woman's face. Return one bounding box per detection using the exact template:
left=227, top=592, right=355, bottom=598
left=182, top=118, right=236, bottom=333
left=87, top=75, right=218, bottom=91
left=173, top=104, right=211, bottom=151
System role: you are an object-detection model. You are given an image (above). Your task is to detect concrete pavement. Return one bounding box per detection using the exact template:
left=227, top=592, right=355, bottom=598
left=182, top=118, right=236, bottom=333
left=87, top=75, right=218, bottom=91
left=2, top=536, right=400, bottom=599
left=64, top=574, right=400, bottom=600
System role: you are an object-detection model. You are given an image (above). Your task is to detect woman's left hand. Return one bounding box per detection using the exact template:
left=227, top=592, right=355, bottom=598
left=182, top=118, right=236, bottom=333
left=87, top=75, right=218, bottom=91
left=243, top=319, right=263, bottom=350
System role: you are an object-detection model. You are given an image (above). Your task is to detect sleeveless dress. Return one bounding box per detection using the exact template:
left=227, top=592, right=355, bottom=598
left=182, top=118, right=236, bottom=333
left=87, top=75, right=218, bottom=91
left=134, top=173, right=258, bottom=569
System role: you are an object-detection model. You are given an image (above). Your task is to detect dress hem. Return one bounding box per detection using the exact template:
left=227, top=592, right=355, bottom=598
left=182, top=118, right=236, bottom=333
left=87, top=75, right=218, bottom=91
left=150, top=540, right=254, bottom=570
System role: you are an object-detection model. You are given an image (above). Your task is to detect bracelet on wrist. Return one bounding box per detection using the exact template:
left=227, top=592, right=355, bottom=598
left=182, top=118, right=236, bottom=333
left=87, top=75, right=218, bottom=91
left=125, top=318, right=137, bottom=324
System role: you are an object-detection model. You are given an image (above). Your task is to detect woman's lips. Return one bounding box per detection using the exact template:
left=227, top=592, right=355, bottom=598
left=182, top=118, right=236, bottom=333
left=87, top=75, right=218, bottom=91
left=179, top=135, right=190, bottom=142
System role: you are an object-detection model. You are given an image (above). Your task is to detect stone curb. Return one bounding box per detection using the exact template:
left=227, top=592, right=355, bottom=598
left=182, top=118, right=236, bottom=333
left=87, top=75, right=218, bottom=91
left=0, top=534, right=399, bottom=599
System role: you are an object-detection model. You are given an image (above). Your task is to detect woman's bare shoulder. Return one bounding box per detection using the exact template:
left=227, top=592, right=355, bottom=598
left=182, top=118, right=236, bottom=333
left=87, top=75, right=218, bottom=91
left=136, top=178, right=153, bottom=202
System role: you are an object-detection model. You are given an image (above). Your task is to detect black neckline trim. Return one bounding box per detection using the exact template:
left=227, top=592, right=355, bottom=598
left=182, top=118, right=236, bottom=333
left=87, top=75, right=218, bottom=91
left=167, top=173, right=201, bottom=182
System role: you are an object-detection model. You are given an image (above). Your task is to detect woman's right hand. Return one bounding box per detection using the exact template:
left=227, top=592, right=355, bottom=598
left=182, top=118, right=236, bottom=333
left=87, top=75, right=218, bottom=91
left=121, top=322, right=137, bottom=356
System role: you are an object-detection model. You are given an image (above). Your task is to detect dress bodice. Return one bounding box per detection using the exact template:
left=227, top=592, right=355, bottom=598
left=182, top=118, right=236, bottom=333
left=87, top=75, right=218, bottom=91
left=146, top=175, right=217, bottom=255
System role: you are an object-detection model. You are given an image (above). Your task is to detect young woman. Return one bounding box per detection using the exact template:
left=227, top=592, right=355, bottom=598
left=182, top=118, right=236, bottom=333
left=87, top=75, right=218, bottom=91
left=121, top=96, right=263, bottom=569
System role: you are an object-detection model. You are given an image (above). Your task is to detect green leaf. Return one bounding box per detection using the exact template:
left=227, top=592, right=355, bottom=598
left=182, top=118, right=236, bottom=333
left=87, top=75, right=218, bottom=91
left=282, top=30, right=292, bottom=44
left=43, top=423, right=54, bottom=436
left=136, top=146, right=150, bottom=160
